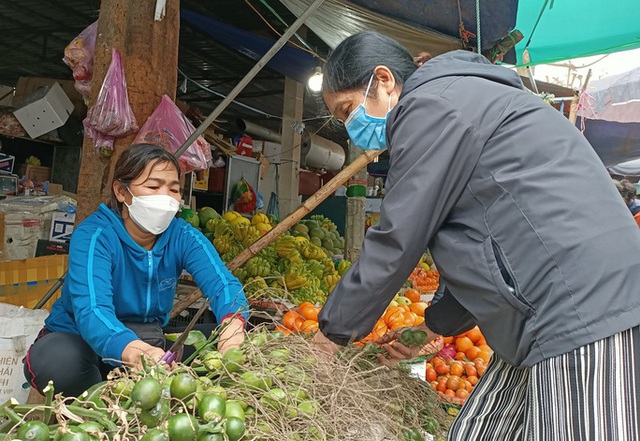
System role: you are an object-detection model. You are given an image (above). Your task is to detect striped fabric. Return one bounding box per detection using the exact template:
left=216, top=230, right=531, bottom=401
left=448, top=326, right=640, bottom=441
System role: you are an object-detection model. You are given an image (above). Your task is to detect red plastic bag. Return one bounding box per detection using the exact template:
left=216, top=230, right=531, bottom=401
left=232, top=178, right=257, bottom=213
left=85, top=49, right=138, bottom=137
left=63, top=21, right=98, bottom=97
left=134, top=95, right=212, bottom=173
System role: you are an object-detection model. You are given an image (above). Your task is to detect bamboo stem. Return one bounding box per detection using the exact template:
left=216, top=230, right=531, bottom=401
left=170, top=149, right=385, bottom=318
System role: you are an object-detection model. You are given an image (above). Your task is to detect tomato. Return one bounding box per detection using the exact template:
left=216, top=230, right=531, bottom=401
left=449, top=361, right=464, bottom=377
left=198, top=394, right=226, bottom=423
left=465, top=346, right=481, bottom=361
left=467, top=375, right=479, bottom=385
left=225, top=417, right=246, bottom=441
left=282, top=311, right=302, bottom=330
left=17, top=420, right=50, bottom=441
left=434, top=363, right=449, bottom=375
left=166, top=414, right=199, bottom=441
left=300, top=320, right=319, bottom=334
left=446, top=375, right=461, bottom=391
left=465, top=364, right=478, bottom=378
left=131, top=376, right=162, bottom=410
left=141, top=429, right=170, bottom=441
left=454, top=351, right=466, bottom=361
left=170, top=373, right=198, bottom=400
left=426, top=368, right=437, bottom=382
left=456, top=388, right=470, bottom=399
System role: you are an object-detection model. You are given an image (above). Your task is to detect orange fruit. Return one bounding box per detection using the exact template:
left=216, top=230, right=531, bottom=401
left=465, top=346, right=480, bottom=361
left=446, top=375, right=461, bottom=391
left=273, top=325, right=291, bottom=336
left=456, top=389, right=469, bottom=399
left=455, top=351, right=467, bottom=361
left=405, top=289, right=421, bottom=303
left=409, top=302, right=429, bottom=316
left=478, top=350, right=492, bottom=365
left=432, top=357, right=445, bottom=366
left=435, top=363, right=450, bottom=375
left=299, top=303, right=319, bottom=321
left=442, top=336, right=454, bottom=345
left=449, top=361, right=464, bottom=377
left=465, top=326, right=483, bottom=344
left=282, top=311, right=302, bottom=331
left=476, top=364, right=487, bottom=377
left=455, top=336, right=474, bottom=353
left=478, top=344, right=492, bottom=353
left=300, top=320, right=319, bottom=334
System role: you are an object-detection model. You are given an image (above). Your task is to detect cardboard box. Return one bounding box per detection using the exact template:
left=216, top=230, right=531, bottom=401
left=0, top=175, right=18, bottom=195
left=0, top=153, right=15, bottom=174
left=25, top=165, right=51, bottom=183
left=36, top=239, right=69, bottom=256
left=49, top=212, right=75, bottom=242
left=13, top=82, right=74, bottom=139
left=193, top=168, right=209, bottom=190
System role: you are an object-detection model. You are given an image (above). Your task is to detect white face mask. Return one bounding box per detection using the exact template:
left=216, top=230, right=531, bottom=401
left=125, top=188, right=180, bottom=235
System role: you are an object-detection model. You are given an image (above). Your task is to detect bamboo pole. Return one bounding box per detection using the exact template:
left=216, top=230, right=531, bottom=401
left=569, top=68, right=592, bottom=125
left=170, top=149, right=385, bottom=318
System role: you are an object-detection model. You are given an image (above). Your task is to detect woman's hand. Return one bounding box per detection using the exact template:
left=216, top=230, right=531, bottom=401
left=217, top=317, right=245, bottom=354
left=121, top=339, right=166, bottom=370
left=375, top=323, right=440, bottom=368
left=311, top=330, right=341, bottom=356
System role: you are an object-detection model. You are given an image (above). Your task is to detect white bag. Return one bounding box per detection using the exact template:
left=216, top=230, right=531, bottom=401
left=0, top=303, right=48, bottom=403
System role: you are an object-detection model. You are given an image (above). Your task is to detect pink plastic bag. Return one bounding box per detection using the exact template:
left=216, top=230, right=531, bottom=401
left=85, top=49, right=138, bottom=138
left=83, top=120, right=115, bottom=158
left=134, top=95, right=212, bottom=173
left=63, top=21, right=98, bottom=97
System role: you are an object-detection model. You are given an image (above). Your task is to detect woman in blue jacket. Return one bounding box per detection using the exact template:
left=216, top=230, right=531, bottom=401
left=24, top=144, right=248, bottom=396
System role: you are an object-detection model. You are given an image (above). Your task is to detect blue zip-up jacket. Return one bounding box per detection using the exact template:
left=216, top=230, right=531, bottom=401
left=45, top=204, right=248, bottom=364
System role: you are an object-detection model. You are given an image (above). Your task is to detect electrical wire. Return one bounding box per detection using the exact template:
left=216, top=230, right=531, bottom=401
left=244, top=0, right=326, bottom=62
left=178, top=68, right=331, bottom=122
left=258, top=0, right=314, bottom=52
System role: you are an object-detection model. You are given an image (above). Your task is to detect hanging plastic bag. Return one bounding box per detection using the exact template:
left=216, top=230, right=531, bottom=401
left=134, top=95, right=212, bottom=172
left=232, top=178, right=257, bottom=213
left=85, top=49, right=138, bottom=137
left=63, top=21, right=98, bottom=97
left=83, top=120, right=115, bottom=158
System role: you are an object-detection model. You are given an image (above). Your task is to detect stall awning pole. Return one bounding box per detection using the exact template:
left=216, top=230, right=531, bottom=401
left=173, top=0, right=326, bottom=159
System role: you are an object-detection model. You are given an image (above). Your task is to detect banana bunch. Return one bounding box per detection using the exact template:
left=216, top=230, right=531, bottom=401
left=304, top=260, right=325, bottom=280
left=245, top=256, right=271, bottom=277
left=257, top=244, right=278, bottom=268
left=286, top=249, right=303, bottom=263
left=310, top=214, right=337, bottom=231
left=282, top=264, right=308, bottom=291
left=336, top=259, right=352, bottom=276
left=220, top=252, right=235, bottom=263
left=210, top=218, right=233, bottom=237
left=299, top=242, right=327, bottom=260
left=232, top=223, right=257, bottom=243
left=243, top=276, right=269, bottom=298
left=241, top=228, right=262, bottom=248
left=320, top=257, right=338, bottom=277
left=232, top=267, right=249, bottom=283
left=324, top=273, right=340, bottom=291
left=275, top=236, right=296, bottom=258
left=213, top=234, right=234, bottom=255
left=290, top=286, right=326, bottom=305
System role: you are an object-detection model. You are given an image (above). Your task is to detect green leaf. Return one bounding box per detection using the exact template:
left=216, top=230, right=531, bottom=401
left=164, top=330, right=207, bottom=348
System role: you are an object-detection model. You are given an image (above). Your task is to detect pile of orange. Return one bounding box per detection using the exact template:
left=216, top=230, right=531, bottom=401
left=276, top=302, right=320, bottom=335
left=409, top=267, right=440, bottom=293
left=426, top=326, right=493, bottom=405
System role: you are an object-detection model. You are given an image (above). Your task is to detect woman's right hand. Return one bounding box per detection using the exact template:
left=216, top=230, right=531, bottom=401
left=121, top=339, right=166, bottom=370
left=375, top=323, right=440, bottom=367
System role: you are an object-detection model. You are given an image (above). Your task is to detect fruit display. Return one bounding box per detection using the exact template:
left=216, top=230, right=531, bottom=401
left=425, top=327, right=493, bottom=406
left=0, top=328, right=451, bottom=441
left=408, top=251, right=440, bottom=293
left=192, top=208, right=348, bottom=306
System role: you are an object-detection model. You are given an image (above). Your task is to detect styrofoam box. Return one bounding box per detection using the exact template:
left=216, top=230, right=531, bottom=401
left=12, top=82, right=74, bottom=139
left=49, top=212, right=76, bottom=243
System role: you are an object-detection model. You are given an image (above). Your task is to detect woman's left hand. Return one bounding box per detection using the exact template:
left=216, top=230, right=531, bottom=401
left=217, top=317, right=245, bottom=354
left=375, top=323, right=440, bottom=368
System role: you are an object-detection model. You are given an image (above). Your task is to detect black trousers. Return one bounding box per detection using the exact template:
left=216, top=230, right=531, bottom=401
left=23, top=322, right=216, bottom=397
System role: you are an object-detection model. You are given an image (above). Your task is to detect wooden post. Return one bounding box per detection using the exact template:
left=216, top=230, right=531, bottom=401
left=75, top=0, right=180, bottom=223
left=279, top=76, right=304, bottom=217
left=344, top=143, right=367, bottom=262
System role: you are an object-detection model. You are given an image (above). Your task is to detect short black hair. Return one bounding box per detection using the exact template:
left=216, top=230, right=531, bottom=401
left=322, top=31, right=417, bottom=96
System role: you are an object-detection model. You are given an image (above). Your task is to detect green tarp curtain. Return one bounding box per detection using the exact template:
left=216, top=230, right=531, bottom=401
left=515, top=0, right=640, bottom=66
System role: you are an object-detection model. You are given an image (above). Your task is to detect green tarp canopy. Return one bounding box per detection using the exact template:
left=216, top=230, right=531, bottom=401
left=515, top=0, right=640, bottom=66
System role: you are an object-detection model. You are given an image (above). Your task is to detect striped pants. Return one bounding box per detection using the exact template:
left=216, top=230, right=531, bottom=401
left=448, top=326, right=640, bottom=441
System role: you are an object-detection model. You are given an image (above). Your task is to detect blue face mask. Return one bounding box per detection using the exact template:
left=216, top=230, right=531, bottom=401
left=344, top=75, right=392, bottom=151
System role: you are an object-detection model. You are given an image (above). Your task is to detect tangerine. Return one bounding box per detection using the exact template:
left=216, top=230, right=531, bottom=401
left=465, top=346, right=481, bottom=361
left=299, top=303, right=319, bottom=321
left=467, top=375, right=479, bottom=385
left=446, top=375, right=461, bottom=391
left=449, top=361, right=464, bottom=376
left=405, top=289, right=421, bottom=303
left=300, top=320, right=319, bottom=334
left=455, top=336, right=474, bottom=353
left=465, top=326, right=483, bottom=344
left=282, top=311, right=302, bottom=331
left=435, top=363, right=450, bottom=375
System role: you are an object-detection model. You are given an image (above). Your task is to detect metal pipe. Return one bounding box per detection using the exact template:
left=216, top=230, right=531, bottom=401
left=172, top=0, right=326, bottom=159
left=236, top=119, right=282, bottom=142
left=34, top=273, right=65, bottom=309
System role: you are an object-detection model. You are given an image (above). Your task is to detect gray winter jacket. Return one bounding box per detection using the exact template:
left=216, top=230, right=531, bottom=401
left=318, top=50, right=640, bottom=367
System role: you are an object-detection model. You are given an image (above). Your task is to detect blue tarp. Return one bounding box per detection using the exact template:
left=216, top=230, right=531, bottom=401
left=181, top=9, right=319, bottom=84
left=577, top=117, right=640, bottom=167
